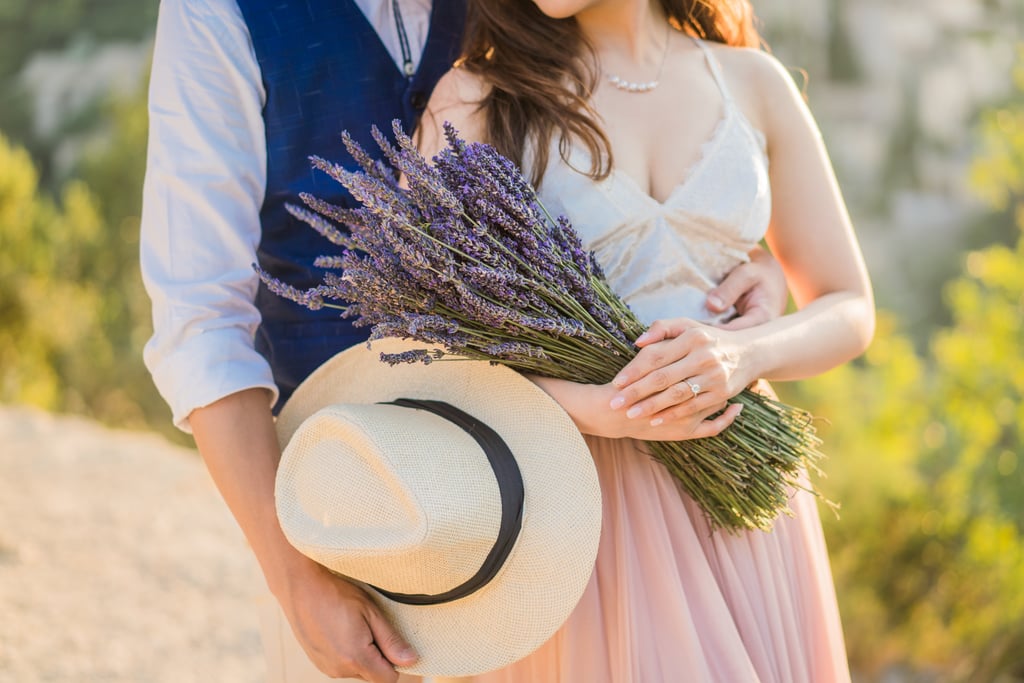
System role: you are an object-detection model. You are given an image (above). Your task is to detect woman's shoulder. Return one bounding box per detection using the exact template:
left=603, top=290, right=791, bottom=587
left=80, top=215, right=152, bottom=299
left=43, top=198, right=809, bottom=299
left=432, top=66, right=490, bottom=109
left=699, top=41, right=812, bottom=147
left=417, top=66, right=490, bottom=156
left=701, top=42, right=799, bottom=92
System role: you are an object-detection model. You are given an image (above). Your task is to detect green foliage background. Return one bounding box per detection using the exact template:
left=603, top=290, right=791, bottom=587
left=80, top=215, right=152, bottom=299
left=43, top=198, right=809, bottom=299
left=0, top=0, right=156, bottom=179
left=0, top=84, right=180, bottom=440
left=783, top=64, right=1024, bottom=680
left=0, top=5, right=1022, bottom=681
left=0, top=0, right=169, bottom=436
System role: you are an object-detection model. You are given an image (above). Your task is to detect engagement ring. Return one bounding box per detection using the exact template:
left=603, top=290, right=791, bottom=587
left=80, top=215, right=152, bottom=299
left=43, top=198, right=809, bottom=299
left=684, top=379, right=701, bottom=398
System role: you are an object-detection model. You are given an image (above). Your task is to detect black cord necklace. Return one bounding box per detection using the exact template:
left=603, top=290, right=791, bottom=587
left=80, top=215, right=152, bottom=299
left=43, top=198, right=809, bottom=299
left=391, top=0, right=416, bottom=77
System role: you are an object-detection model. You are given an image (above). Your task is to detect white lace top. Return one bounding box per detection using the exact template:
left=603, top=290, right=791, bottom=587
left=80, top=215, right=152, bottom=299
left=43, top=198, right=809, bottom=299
left=534, top=39, right=772, bottom=326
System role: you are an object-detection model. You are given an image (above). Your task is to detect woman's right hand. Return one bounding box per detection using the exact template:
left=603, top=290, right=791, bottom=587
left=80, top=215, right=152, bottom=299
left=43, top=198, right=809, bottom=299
left=276, top=555, right=417, bottom=682
left=529, top=376, right=741, bottom=441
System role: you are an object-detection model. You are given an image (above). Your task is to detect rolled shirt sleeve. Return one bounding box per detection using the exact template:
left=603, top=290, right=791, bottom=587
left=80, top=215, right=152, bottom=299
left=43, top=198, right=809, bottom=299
left=140, top=0, right=277, bottom=432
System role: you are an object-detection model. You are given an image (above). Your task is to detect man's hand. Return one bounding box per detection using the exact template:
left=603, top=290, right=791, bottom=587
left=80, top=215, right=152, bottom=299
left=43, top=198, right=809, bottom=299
left=706, top=246, right=788, bottom=330
left=282, top=558, right=417, bottom=682
left=189, top=389, right=416, bottom=682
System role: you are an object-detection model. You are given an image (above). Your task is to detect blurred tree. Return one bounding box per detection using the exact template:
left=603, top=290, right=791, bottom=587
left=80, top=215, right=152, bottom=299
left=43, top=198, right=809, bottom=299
left=970, top=57, right=1024, bottom=214
left=0, top=80, right=185, bottom=443
left=796, top=236, right=1024, bottom=680
left=0, top=0, right=156, bottom=184
left=825, top=0, right=861, bottom=83
left=0, top=132, right=105, bottom=408
left=0, top=0, right=155, bottom=81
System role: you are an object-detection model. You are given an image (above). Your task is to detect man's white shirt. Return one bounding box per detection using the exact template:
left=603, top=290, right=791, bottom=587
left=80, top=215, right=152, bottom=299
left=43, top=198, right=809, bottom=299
left=140, top=0, right=431, bottom=431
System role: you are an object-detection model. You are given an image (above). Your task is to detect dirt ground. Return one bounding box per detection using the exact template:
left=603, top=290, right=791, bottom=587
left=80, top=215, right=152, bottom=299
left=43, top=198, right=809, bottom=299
left=0, top=407, right=266, bottom=682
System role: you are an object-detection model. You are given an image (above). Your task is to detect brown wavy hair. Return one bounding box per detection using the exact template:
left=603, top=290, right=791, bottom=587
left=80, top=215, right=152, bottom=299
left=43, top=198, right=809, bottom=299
left=459, top=0, right=763, bottom=186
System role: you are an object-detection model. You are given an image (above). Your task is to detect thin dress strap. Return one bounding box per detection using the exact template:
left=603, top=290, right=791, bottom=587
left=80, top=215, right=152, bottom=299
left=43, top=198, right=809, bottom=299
left=692, top=37, right=734, bottom=105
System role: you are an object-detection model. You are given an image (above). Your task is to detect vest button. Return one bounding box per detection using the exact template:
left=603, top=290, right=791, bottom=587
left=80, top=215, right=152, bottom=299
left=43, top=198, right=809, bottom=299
left=410, top=92, right=427, bottom=110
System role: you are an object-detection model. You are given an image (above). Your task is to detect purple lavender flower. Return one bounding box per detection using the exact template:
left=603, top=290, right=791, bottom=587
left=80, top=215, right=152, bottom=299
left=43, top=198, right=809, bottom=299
left=483, top=341, right=548, bottom=360
left=387, top=122, right=463, bottom=214
left=311, top=156, right=416, bottom=224
left=260, top=119, right=827, bottom=533
left=340, top=130, right=400, bottom=188
left=285, top=203, right=357, bottom=249
left=299, top=192, right=369, bottom=230
left=254, top=265, right=328, bottom=311
left=378, top=349, right=437, bottom=365
left=313, top=255, right=347, bottom=269
left=403, top=313, right=460, bottom=336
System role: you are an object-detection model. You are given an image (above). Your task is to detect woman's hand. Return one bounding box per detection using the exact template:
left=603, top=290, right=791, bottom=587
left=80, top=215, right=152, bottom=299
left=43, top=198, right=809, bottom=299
left=604, top=318, right=759, bottom=430
left=531, top=374, right=742, bottom=441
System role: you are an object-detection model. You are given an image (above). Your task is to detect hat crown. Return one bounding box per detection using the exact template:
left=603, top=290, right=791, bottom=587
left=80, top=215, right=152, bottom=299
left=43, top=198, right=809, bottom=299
left=273, top=338, right=602, bottom=676
left=278, top=403, right=504, bottom=596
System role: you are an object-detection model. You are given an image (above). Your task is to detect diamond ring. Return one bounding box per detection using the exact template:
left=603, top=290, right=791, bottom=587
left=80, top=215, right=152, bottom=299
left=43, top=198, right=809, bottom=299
left=684, top=379, right=701, bottom=399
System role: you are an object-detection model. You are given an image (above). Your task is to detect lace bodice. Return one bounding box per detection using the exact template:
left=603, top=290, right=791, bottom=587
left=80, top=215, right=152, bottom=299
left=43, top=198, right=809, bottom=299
left=534, top=39, right=772, bottom=326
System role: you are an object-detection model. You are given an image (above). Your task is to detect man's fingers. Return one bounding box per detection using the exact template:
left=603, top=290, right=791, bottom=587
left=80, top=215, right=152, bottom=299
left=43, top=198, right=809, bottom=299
left=706, top=266, right=754, bottom=312
left=364, top=649, right=401, bottom=683
left=716, top=306, right=771, bottom=331
left=366, top=606, right=418, bottom=668
left=342, top=632, right=402, bottom=683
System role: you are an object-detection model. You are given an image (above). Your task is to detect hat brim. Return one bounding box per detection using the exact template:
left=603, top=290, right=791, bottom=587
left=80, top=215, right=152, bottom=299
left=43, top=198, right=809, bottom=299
left=276, top=338, right=602, bottom=677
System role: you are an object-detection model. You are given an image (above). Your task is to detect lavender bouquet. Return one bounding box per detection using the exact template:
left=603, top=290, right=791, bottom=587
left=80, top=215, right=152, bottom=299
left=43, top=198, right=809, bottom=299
left=259, top=121, right=826, bottom=532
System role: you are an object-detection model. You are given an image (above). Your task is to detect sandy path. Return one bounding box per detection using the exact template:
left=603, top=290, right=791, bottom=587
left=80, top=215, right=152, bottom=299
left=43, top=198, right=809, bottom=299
left=0, top=407, right=266, bottom=682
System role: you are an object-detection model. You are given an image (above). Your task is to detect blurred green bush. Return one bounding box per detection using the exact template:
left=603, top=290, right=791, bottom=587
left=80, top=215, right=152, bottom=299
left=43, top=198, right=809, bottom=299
left=788, top=66, right=1024, bottom=681
left=0, top=84, right=182, bottom=442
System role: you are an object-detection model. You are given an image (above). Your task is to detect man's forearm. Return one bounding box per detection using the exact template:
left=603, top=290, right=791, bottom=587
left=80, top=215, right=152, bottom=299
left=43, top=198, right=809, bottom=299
left=188, top=388, right=316, bottom=595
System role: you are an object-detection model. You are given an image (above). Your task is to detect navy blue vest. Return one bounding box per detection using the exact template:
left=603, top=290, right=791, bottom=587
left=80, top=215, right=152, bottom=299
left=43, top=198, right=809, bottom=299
left=234, top=0, right=466, bottom=408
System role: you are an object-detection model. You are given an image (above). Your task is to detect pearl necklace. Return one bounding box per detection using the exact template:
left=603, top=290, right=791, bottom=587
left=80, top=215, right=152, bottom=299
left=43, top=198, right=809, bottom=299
left=604, top=24, right=672, bottom=94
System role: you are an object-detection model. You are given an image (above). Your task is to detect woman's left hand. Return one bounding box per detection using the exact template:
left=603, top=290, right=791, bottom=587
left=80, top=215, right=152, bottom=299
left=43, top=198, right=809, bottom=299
left=609, top=318, right=756, bottom=426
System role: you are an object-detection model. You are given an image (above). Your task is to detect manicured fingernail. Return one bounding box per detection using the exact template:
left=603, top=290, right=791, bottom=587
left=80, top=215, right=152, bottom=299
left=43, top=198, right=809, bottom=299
left=650, top=417, right=663, bottom=426
left=626, top=406, right=642, bottom=419
left=634, top=331, right=651, bottom=345
left=400, top=647, right=418, bottom=661
left=735, top=404, right=744, bottom=415
left=609, top=396, right=625, bottom=410
left=708, top=295, right=724, bottom=310
left=612, top=374, right=627, bottom=388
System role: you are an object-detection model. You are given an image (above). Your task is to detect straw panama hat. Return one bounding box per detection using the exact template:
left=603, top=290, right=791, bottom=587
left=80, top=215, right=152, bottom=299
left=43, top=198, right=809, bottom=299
left=274, top=337, right=602, bottom=677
